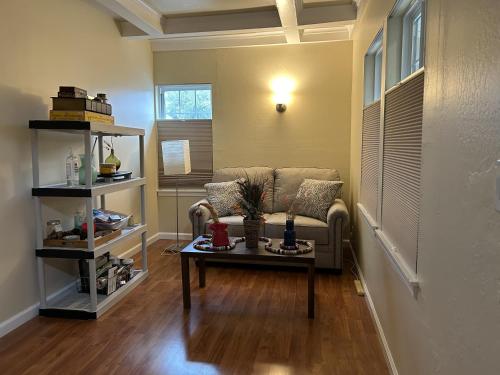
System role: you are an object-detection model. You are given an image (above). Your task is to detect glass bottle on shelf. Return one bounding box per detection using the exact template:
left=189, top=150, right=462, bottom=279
left=78, top=154, right=98, bottom=185
left=65, top=149, right=79, bottom=187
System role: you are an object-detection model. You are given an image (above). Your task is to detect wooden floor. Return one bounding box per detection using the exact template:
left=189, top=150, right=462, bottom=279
left=0, top=240, right=389, bottom=375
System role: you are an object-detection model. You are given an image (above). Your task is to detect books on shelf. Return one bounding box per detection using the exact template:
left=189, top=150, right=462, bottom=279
left=49, top=110, right=115, bottom=124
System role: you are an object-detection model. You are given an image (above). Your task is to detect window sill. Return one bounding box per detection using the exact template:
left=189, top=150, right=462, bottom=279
left=157, top=188, right=206, bottom=198
left=385, top=67, right=424, bottom=95
left=357, top=203, right=419, bottom=297
left=156, top=119, right=212, bottom=123
left=356, top=203, right=379, bottom=229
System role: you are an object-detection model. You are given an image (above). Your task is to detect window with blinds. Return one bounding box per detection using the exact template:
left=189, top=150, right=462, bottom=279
left=156, top=84, right=213, bottom=188
left=381, top=70, right=424, bottom=272
left=157, top=120, right=213, bottom=187
left=357, top=0, right=425, bottom=290
left=360, top=101, right=381, bottom=220
left=360, top=31, right=383, bottom=221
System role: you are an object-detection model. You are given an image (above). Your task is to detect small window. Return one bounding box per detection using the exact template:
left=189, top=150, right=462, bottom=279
left=401, top=0, right=425, bottom=78
left=157, top=84, right=212, bottom=120
left=364, top=31, right=383, bottom=106
left=386, top=0, right=426, bottom=89
left=374, top=47, right=383, bottom=101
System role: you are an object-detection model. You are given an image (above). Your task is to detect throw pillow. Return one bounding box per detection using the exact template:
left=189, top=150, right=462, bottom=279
left=292, top=179, right=343, bottom=222
left=204, top=180, right=241, bottom=217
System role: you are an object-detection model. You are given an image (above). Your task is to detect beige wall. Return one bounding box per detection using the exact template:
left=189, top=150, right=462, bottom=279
left=158, top=194, right=203, bottom=235
left=350, top=0, right=500, bottom=374
left=155, top=42, right=353, bottom=233
left=0, top=0, right=158, bottom=327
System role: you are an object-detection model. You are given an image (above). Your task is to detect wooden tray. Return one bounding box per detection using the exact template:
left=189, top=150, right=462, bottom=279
left=43, top=229, right=122, bottom=249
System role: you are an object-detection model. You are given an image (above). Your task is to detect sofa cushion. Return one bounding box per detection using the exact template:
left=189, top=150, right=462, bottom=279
left=204, top=180, right=241, bottom=217
left=293, top=179, right=344, bottom=222
left=273, top=168, right=340, bottom=213
left=212, top=167, right=274, bottom=213
left=264, top=212, right=329, bottom=245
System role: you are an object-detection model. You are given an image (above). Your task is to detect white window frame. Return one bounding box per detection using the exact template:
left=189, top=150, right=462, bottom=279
left=373, top=47, right=383, bottom=101
left=156, top=84, right=213, bottom=120
left=401, top=0, right=424, bottom=79
left=363, top=31, right=384, bottom=107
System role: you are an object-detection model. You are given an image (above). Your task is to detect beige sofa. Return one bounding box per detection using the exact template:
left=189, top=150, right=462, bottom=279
left=188, top=167, right=349, bottom=272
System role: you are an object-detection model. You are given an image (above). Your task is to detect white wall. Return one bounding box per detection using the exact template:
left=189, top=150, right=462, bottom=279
left=0, top=0, right=158, bottom=331
left=350, top=0, right=500, bottom=374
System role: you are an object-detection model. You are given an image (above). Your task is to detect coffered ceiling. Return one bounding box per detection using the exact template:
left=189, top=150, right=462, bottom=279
left=95, top=0, right=365, bottom=51
left=142, top=0, right=276, bottom=14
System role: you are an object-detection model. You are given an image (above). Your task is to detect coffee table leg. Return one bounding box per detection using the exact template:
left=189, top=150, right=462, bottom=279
left=198, top=257, right=206, bottom=288
left=308, top=263, right=315, bottom=319
left=181, top=254, right=191, bottom=309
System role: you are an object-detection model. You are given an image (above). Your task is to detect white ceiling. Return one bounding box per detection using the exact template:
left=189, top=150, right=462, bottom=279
left=95, top=0, right=362, bottom=51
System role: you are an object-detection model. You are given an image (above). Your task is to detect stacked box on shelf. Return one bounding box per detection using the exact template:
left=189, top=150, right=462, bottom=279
left=52, top=97, right=112, bottom=115
left=58, top=86, right=87, bottom=98
left=51, top=86, right=114, bottom=124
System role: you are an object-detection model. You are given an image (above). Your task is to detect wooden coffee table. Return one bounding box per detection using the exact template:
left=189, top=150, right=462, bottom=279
left=180, top=236, right=316, bottom=319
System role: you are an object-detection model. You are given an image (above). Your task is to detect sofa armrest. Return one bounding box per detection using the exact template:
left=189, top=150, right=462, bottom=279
left=327, top=199, right=349, bottom=226
left=188, top=198, right=211, bottom=222
left=327, top=199, right=350, bottom=271
left=188, top=199, right=211, bottom=239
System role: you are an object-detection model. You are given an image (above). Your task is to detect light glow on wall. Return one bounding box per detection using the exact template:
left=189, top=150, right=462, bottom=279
left=271, top=76, right=295, bottom=112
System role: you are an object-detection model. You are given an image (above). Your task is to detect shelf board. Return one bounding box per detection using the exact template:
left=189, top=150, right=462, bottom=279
left=36, top=225, right=147, bottom=259
left=39, top=270, right=148, bottom=319
left=97, top=270, right=148, bottom=317
left=29, top=120, right=145, bottom=136
left=32, top=177, right=146, bottom=197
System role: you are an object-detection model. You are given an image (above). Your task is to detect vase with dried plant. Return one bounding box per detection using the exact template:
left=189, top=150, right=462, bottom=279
left=199, top=202, right=230, bottom=247
left=104, top=137, right=121, bottom=171
left=234, top=175, right=267, bottom=248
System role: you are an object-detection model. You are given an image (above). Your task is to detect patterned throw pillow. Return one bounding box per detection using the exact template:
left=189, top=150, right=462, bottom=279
left=204, top=180, right=241, bottom=217
left=292, top=179, right=344, bottom=222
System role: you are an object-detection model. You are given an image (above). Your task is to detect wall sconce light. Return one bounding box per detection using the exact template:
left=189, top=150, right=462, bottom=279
left=271, top=76, right=295, bottom=113
left=276, top=103, right=287, bottom=113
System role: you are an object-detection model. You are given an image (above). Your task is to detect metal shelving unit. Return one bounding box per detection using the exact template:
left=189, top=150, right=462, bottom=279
left=30, top=120, right=148, bottom=319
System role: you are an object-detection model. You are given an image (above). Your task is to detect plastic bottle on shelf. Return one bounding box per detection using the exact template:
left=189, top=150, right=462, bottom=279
left=65, top=149, right=79, bottom=187
left=74, top=210, right=84, bottom=230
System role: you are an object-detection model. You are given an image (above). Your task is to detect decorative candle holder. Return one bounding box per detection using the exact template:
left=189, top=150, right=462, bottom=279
left=283, top=218, right=296, bottom=247
left=208, top=222, right=230, bottom=247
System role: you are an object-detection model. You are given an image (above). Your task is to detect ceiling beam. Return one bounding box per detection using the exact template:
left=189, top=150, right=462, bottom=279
left=95, top=0, right=163, bottom=36
left=151, top=31, right=286, bottom=52
left=275, top=0, right=302, bottom=44
left=162, top=8, right=281, bottom=35
left=300, top=26, right=351, bottom=43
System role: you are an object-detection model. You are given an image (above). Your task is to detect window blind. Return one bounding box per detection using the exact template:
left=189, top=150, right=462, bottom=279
left=360, top=100, right=381, bottom=220
left=158, top=120, right=213, bottom=187
left=381, top=70, right=424, bottom=272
